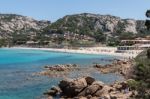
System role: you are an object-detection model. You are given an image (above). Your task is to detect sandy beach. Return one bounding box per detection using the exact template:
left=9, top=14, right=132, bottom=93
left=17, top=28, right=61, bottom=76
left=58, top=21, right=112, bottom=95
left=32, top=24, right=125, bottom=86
left=4, top=46, right=143, bottom=59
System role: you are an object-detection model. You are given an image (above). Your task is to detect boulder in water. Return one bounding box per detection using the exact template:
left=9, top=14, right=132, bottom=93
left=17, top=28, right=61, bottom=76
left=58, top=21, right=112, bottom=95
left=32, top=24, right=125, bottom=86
left=44, top=86, right=61, bottom=96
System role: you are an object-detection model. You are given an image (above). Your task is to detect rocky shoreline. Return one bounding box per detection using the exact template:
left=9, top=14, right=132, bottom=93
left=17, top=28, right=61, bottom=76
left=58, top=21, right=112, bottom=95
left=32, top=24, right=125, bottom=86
left=36, top=59, right=134, bottom=78
left=44, top=76, right=137, bottom=99
left=35, top=64, right=81, bottom=78
left=35, top=59, right=136, bottom=98
left=93, top=59, right=135, bottom=78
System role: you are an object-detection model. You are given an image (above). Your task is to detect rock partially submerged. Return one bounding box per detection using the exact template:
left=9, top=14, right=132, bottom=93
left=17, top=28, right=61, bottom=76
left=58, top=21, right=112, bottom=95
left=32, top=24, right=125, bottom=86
left=44, top=76, right=136, bottom=99
left=93, top=60, right=134, bottom=78
left=44, top=64, right=78, bottom=71
left=44, top=86, right=61, bottom=96
left=36, top=64, right=80, bottom=77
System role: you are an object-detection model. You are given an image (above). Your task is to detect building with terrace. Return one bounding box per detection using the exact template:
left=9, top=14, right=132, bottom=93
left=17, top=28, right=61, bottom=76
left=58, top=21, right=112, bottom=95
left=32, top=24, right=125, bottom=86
left=116, top=38, right=150, bottom=58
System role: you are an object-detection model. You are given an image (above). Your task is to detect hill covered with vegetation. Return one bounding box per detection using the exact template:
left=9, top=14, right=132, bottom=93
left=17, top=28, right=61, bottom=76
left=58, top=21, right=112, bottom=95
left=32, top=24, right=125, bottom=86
left=43, top=13, right=149, bottom=47
left=0, top=13, right=149, bottom=47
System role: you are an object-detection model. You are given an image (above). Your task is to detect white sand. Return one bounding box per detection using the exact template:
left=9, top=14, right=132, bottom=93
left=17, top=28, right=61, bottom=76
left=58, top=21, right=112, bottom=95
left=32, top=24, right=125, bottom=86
left=5, top=47, right=143, bottom=59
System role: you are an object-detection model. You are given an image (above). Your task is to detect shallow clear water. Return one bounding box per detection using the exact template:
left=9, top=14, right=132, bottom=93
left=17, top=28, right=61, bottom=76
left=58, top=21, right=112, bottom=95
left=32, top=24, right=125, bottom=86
left=0, top=48, right=123, bottom=99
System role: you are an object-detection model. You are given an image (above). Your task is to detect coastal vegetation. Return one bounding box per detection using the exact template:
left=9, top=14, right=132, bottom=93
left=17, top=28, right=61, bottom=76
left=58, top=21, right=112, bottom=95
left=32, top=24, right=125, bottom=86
left=129, top=49, right=150, bottom=98
left=0, top=39, right=6, bottom=47
left=127, top=11, right=150, bottom=98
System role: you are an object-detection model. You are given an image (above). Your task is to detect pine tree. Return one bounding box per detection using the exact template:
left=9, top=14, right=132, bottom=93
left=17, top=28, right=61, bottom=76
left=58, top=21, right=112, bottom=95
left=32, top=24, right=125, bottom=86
left=145, top=10, right=150, bottom=30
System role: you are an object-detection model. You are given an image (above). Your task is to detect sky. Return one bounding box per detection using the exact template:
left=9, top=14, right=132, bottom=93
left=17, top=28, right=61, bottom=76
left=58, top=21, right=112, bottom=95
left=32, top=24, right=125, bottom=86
left=0, top=0, right=149, bottom=22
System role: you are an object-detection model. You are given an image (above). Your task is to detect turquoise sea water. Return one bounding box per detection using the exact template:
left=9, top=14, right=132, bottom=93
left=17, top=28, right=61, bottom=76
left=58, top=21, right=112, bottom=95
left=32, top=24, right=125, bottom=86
left=0, top=48, right=123, bottom=99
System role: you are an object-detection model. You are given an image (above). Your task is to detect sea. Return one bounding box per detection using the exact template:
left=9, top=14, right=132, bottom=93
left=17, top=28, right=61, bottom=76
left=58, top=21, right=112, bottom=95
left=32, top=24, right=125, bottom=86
left=0, top=48, right=123, bottom=99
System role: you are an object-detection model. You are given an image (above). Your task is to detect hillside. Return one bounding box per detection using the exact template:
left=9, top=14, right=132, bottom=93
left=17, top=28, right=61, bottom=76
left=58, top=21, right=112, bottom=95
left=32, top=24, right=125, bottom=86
left=42, top=13, right=148, bottom=46
left=45, top=13, right=145, bottom=35
left=0, top=14, right=50, bottom=38
left=0, top=13, right=149, bottom=47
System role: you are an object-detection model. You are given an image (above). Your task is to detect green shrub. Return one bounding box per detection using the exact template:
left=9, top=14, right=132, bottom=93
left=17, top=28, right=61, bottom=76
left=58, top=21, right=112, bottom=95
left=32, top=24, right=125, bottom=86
left=0, top=39, right=6, bottom=47
left=147, top=49, right=150, bottom=59
left=127, top=79, right=140, bottom=90
left=146, top=10, right=150, bottom=17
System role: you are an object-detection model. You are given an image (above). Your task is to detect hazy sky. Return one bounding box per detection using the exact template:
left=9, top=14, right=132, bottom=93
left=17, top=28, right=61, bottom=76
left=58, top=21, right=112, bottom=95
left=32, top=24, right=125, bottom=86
left=0, top=0, right=149, bottom=22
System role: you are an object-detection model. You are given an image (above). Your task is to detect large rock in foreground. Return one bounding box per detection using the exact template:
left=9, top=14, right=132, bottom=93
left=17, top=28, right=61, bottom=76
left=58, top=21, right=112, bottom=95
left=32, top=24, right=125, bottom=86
left=44, top=76, right=136, bottom=99
left=59, top=77, right=89, bottom=97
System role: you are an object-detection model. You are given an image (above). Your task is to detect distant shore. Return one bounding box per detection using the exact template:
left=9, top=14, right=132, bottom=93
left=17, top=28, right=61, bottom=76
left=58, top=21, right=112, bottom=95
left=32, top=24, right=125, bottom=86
left=2, top=46, right=143, bottom=59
